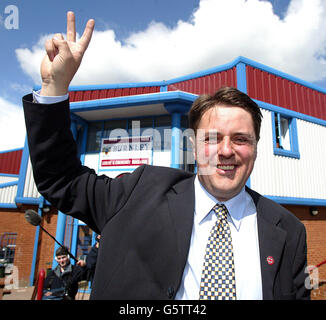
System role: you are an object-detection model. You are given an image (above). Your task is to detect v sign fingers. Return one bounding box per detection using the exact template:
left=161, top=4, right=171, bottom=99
left=40, top=11, right=95, bottom=97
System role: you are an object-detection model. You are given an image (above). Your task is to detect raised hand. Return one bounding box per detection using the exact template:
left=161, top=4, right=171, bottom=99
left=40, top=11, right=95, bottom=96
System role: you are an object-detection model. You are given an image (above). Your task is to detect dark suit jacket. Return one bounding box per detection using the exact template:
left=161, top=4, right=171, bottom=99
left=23, top=94, right=310, bottom=300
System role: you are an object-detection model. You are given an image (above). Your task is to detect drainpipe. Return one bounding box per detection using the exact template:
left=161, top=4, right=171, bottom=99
left=29, top=198, right=44, bottom=286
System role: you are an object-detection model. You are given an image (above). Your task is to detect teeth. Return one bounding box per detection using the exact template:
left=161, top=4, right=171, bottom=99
left=218, top=165, right=235, bottom=170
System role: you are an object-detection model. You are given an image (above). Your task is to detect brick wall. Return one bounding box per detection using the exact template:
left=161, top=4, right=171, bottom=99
left=0, top=206, right=57, bottom=287
left=284, top=205, right=326, bottom=300
left=31, top=207, right=58, bottom=283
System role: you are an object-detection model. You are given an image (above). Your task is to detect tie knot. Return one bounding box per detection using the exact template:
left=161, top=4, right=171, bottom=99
left=213, top=204, right=228, bottom=221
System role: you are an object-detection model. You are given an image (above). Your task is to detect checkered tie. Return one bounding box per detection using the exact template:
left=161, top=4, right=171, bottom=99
left=199, top=204, right=236, bottom=300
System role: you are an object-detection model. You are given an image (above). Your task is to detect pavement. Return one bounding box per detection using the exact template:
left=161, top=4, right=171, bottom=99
left=2, top=286, right=35, bottom=300
left=2, top=286, right=90, bottom=300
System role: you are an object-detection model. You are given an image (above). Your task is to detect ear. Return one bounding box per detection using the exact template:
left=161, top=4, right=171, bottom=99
left=55, top=256, right=59, bottom=262
left=253, top=140, right=258, bottom=161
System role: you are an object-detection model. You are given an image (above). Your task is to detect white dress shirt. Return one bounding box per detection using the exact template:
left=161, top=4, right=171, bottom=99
left=175, top=175, right=263, bottom=300
left=32, top=92, right=262, bottom=300
left=33, top=90, right=69, bottom=104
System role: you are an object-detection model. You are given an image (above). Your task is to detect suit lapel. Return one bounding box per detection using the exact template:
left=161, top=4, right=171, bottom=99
left=166, top=176, right=196, bottom=274
left=246, top=187, right=287, bottom=300
left=166, top=181, right=288, bottom=299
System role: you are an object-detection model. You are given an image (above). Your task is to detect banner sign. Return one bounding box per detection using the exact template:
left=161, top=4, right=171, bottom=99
left=99, top=136, right=152, bottom=171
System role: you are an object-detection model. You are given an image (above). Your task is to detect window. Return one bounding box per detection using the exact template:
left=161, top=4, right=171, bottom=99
left=154, top=116, right=171, bottom=151
left=85, top=115, right=197, bottom=171
left=64, top=216, right=74, bottom=249
left=76, top=225, right=93, bottom=259
left=0, top=232, right=17, bottom=264
left=127, top=118, right=153, bottom=137
left=86, top=117, right=174, bottom=154
left=103, top=119, right=127, bottom=138
left=86, top=122, right=103, bottom=153
left=272, top=112, right=300, bottom=159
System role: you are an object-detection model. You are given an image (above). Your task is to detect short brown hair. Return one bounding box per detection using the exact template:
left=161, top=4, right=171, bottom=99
left=189, top=87, right=263, bottom=141
left=56, top=246, right=69, bottom=257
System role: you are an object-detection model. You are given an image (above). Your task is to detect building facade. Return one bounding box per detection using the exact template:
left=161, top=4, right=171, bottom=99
left=1, top=56, right=326, bottom=298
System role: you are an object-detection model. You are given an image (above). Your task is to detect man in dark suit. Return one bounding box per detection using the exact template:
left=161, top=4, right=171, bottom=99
left=22, top=12, right=309, bottom=300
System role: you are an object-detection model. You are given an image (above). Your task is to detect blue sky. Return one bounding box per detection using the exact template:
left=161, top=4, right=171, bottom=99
left=0, top=0, right=200, bottom=106
left=1, top=0, right=326, bottom=151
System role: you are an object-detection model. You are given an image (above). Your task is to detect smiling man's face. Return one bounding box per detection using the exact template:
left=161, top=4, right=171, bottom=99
left=56, top=254, right=69, bottom=268
left=191, top=104, right=258, bottom=202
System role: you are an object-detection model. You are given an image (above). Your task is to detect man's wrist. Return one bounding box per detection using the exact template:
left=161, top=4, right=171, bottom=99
left=33, top=90, right=69, bottom=104
left=40, top=80, right=69, bottom=97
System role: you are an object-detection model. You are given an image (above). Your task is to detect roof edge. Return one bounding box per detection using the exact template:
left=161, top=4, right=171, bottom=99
left=33, top=56, right=326, bottom=95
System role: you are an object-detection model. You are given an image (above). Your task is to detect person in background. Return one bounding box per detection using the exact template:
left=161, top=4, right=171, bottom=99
left=43, top=246, right=86, bottom=300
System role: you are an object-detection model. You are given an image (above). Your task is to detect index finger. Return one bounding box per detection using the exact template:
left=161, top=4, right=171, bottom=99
left=66, top=11, right=76, bottom=42
left=78, top=18, right=95, bottom=52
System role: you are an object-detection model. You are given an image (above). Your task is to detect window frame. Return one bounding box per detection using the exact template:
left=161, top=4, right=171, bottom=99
left=271, top=111, right=300, bottom=159
left=85, top=115, right=173, bottom=154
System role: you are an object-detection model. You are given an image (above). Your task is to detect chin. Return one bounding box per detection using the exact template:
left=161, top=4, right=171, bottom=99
left=210, top=182, right=242, bottom=201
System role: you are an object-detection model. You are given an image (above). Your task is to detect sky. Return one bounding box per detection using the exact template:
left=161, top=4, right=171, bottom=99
left=0, top=0, right=326, bottom=152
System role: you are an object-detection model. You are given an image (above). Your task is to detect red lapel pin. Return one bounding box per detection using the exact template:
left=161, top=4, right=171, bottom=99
left=266, top=256, right=274, bottom=265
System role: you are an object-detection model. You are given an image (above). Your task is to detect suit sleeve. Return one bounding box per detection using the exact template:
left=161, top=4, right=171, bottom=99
left=293, top=224, right=311, bottom=300
left=22, top=94, right=142, bottom=234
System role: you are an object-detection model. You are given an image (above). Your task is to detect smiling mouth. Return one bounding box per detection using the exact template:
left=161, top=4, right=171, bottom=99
left=217, top=165, right=235, bottom=170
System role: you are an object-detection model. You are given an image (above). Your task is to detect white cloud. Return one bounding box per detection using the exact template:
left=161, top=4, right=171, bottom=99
left=16, top=0, right=326, bottom=86
left=10, top=82, right=33, bottom=94
left=16, top=35, right=51, bottom=85
left=0, top=97, right=25, bottom=152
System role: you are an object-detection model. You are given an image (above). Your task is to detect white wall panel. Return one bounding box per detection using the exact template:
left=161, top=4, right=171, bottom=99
left=0, top=176, right=18, bottom=184
left=251, top=109, right=326, bottom=199
left=0, top=185, right=17, bottom=204
left=23, top=158, right=40, bottom=198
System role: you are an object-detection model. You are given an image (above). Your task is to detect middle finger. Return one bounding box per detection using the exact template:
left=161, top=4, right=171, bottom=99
left=66, top=11, right=76, bottom=42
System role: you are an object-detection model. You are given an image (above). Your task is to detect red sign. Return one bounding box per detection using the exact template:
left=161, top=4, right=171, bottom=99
left=101, top=158, right=149, bottom=167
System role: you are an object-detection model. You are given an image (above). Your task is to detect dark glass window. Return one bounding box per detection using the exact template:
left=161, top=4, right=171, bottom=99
left=86, top=122, right=103, bottom=152
left=127, top=118, right=153, bottom=136
left=0, top=232, right=17, bottom=264
left=103, top=119, right=127, bottom=138
left=154, top=115, right=171, bottom=151
left=86, top=115, right=174, bottom=153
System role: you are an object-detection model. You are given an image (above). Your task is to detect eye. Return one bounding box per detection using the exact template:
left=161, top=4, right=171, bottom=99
left=233, top=135, right=252, bottom=145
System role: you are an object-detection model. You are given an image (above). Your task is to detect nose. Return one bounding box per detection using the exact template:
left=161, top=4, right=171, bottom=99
left=218, top=137, right=234, bottom=158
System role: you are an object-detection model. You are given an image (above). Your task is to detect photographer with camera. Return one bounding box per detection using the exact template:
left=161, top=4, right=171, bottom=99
left=43, top=246, right=86, bottom=300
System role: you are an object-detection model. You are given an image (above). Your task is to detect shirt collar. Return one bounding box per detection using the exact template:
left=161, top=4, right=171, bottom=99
left=194, top=175, right=247, bottom=231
